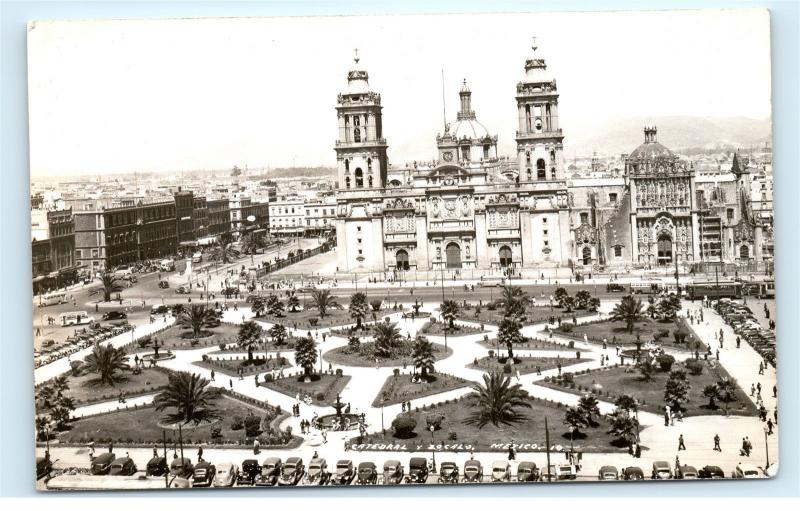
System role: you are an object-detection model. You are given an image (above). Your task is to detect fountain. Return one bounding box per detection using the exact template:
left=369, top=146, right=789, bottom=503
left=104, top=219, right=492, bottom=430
left=318, top=394, right=361, bottom=431
left=141, top=336, right=176, bottom=363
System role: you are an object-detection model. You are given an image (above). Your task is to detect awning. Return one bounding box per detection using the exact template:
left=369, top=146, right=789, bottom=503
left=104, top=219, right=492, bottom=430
left=47, top=271, right=59, bottom=278
left=32, top=276, right=47, bottom=283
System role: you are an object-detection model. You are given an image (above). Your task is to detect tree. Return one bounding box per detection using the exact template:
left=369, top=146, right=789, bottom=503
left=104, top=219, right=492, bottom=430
left=703, top=384, right=720, bottom=409
left=241, top=232, right=266, bottom=255
left=391, top=416, right=417, bottom=438
left=610, top=296, right=646, bottom=334
left=656, top=294, right=682, bottom=321
left=636, top=357, right=657, bottom=382
left=286, top=293, right=300, bottom=313
left=498, top=317, right=523, bottom=359
left=349, top=292, right=369, bottom=329
left=266, top=295, right=285, bottom=317
left=607, top=409, right=639, bottom=446
left=294, top=336, right=318, bottom=376
left=587, top=297, right=601, bottom=312
left=84, top=344, right=129, bottom=386
left=563, top=406, right=589, bottom=435
left=439, top=300, right=460, bottom=330
left=664, top=369, right=691, bottom=412
left=369, top=299, right=383, bottom=312
left=211, top=232, right=236, bottom=264
left=614, top=394, right=639, bottom=415
left=100, top=273, right=123, bottom=302
left=177, top=304, right=217, bottom=342
left=373, top=322, right=403, bottom=358
left=657, top=353, right=676, bottom=372
left=154, top=371, right=221, bottom=425
left=411, top=336, right=435, bottom=378
left=464, top=372, right=532, bottom=428
left=250, top=296, right=266, bottom=318
left=35, top=415, right=52, bottom=442
left=577, top=394, right=601, bottom=426
left=307, top=289, right=342, bottom=318
left=554, top=287, right=570, bottom=308
left=496, top=285, right=531, bottom=319
left=574, top=290, right=592, bottom=310
left=562, top=296, right=576, bottom=313
left=347, top=333, right=361, bottom=352
left=237, top=321, right=263, bottom=364
left=36, top=377, right=76, bottom=431
left=716, top=378, right=737, bottom=415
left=268, top=323, right=288, bottom=346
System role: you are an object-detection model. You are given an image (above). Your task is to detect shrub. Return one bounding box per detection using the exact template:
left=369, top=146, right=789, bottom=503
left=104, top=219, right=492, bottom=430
left=370, top=299, right=383, bottom=312
left=201, top=354, right=209, bottom=362
left=309, top=318, right=318, bottom=327
left=69, top=360, right=84, bottom=377
left=685, top=359, right=704, bottom=375
left=315, top=392, right=326, bottom=402
left=393, top=368, right=400, bottom=377
left=425, top=413, right=444, bottom=431
left=231, top=415, right=244, bottom=431
left=488, top=350, right=495, bottom=358
left=657, top=353, right=676, bottom=372
left=560, top=323, right=574, bottom=333
left=568, top=340, right=575, bottom=349
left=503, top=364, right=513, bottom=374
left=210, top=426, right=222, bottom=439
left=656, top=329, right=670, bottom=340
left=218, top=342, right=226, bottom=351
left=264, top=373, right=274, bottom=383
left=391, top=417, right=417, bottom=438
left=336, top=368, right=344, bottom=376
left=448, top=431, right=458, bottom=441
left=244, top=415, right=261, bottom=437
left=562, top=373, right=574, bottom=383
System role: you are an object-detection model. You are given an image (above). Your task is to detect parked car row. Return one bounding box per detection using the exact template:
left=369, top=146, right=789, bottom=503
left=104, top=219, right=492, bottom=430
left=34, top=323, right=133, bottom=368
left=715, top=299, right=776, bottom=366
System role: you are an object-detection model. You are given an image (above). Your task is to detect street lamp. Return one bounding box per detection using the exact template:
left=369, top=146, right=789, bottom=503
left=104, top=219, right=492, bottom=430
left=429, top=424, right=436, bottom=472
left=439, top=265, right=448, bottom=351
left=763, top=426, right=770, bottom=468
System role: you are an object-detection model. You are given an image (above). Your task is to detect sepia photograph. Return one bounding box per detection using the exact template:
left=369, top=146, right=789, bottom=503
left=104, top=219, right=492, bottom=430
left=27, top=9, right=777, bottom=490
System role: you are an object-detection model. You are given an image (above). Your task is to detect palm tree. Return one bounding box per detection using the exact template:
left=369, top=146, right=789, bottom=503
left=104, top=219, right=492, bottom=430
left=84, top=344, right=129, bottom=386
left=411, top=336, right=435, bottom=378
left=614, top=394, right=639, bottom=415
left=237, top=321, right=263, bottom=364
left=268, top=323, right=288, bottom=346
left=498, top=317, right=523, bottom=360
left=241, top=232, right=266, bottom=255
left=439, top=300, right=460, bottom=331
left=563, top=406, right=589, bottom=435
left=372, top=322, right=403, bottom=358
left=349, top=292, right=369, bottom=329
left=636, top=356, right=657, bottom=382
left=607, top=408, right=638, bottom=446
left=266, top=295, right=285, bottom=317
left=496, top=285, right=531, bottom=319
left=307, top=289, right=342, bottom=319
left=287, top=293, right=300, bottom=313
left=100, top=273, right=123, bottom=302
left=577, top=394, right=601, bottom=426
left=177, top=304, right=217, bottom=342
left=250, top=296, right=266, bottom=318
left=35, top=415, right=52, bottom=442
left=294, top=336, right=318, bottom=377
left=464, top=372, right=532, bottom=428
left=716, top=378, right=737, bottom=415
left=347, top=333, right=361, bottom=352
left=703, top=384, right=720, bottom=409
left=610, top=296, right=646, bottom=334
left=153, top=371, right=221, bottom=425
left=210, top=232, right=237, bottom=264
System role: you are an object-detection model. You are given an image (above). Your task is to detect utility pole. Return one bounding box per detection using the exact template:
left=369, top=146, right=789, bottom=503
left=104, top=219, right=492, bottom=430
left=545, top=416, right=552, bottom=482
left=440, top=265, right=448, bottom=351
left=178, top=423, right=184, bottom=462
left=162, top=430, right=169, bottom=488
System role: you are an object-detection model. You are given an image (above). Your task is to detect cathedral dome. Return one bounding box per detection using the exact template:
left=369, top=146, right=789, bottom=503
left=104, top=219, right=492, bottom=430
left=628, top=125, right=675, bottom=160
left=450, top=117, right=491, bottom=140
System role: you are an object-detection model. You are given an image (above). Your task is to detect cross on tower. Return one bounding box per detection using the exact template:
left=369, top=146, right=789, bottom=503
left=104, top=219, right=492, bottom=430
left=353, top=48, right=360, bottom=65
left=531, top=36, right=538, bottom=52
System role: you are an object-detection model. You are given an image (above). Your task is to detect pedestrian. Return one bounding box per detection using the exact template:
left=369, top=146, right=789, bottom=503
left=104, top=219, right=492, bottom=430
left=715, top=349, right=720, bottom=361
left=229, top=378, right=233, bottom=390
left=508, top=444, right=516, bottom=460
left=736, top=336, right=741, bottom=348
left=322, top=429, right=327, bottom=444
left=750, top=384, right=755, bottom=397
left=773, top=385, right=777, bottom=398
left=198, top=446, right=204, bottom=462
left=253, top=438, right=260, bottom=455
left=758, top=361, right=764, bottom=375
left=678, top=434, right=686, bottom=451
left=210, top=369, right=215, bottom=381
left=669, top=410, right=675, bottom=426
left=714, top=434, right=721, bottom=451
left=767, top=418, right=774, bottom=435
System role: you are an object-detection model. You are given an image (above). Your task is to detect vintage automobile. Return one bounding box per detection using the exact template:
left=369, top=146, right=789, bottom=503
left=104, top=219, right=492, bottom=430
left=331, top=460, right=356, bottom=486
left=102, top=310, right=127, bottom=321
left=170, top=457, right=194, bottom=479
left=406, top=457, right=429, bottom=484
left=212, top=462, right=239, bottom=487
left=676, top=465, right=699, bottom=480
left=36, top=456, right=53, bottom=480
left=622, top=467, right=645, bottom=481
left=551, top=464, right=578, bottom=481
left=256, top=457, right=282, bottom=486
left=516, top=461, right=538, bottom=482
left=651, top=461, right=673, bottom=480
left=90, top=453, right=116, bottom=475
left=238, top=459, right=261, bottom=486
left=732, top=464, right=762, bottom=479
left=192, top=461, right=217, bottom=487
left=438, top=462, right=459, bottom=484
left=108, top=457, right=138, bottom=476
left=698, top=465, right=725, bottom=479
left=151, top=305, right=170, bottom=315
left=158, top=280, right=170, bottom=289
left=598, top=465, right=619, bottom=481
left=306, top=458, right=330, bottom=485
left=606, top=283, right=626, bottom=293
left=175, top=286, right=190, bottom=295
left=463, top=460, right=483, bottom=483
left=491, top=461, right=511, bottom=482
left=382, top=460, right=404, bottom=485
left=146, top=456, right=168, bottom=477
left=278, top=457, right=305, bottom=486
left=170, top=477, right=192, bottom=488
left=357, top=462, right=378, bottom=485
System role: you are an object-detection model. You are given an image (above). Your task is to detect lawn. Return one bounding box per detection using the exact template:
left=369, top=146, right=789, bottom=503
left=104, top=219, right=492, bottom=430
left=55, top=368, right=171, bottom=406
left=261, top=373, right=351, bottom=407
left=358, top=395, right=625, bottom=453
left=419, top=320, right=486, bottom=337
left=256, top=307, right=392, bottom=331
left=371, top=372, right=472, bottom=407
left=208, top=336, right=303, bottom=354
left=537, top=359, right=758, bottom=418
left=456, top=303, right=595, bottom=326
left=467, top=356, right=583, bottom=376
left=323, top=341, right=452, bottom=368
left=130, top=322, right=241, bottom=352
left=195, top=354, right=290, bottom=377
left=476, top=338, right=589, bottom=352
left=555, top=317, right=703, bottom=351
left=59, top=394, right=295, bottom=447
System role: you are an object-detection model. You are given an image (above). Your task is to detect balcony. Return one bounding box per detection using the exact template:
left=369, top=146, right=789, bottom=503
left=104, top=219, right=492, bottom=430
left=487, top=228, right=521, bottom=240
left=515, top=129, right=563, bottom=139
left=427, top=220, right=475, bottom=233
left=384, top=232, right=417, bottom=244
left=334, top=138, right=388, bottom=148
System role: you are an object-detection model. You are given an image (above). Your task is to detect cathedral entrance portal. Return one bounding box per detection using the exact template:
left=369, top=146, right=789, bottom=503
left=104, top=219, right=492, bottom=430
left=582, top=246, right=592, bottom=265
left=657, top=234, right=673, bottom=266
left=395, top=250, right=410, bottom=270
left=499, top=246, right=512, bottom=268
left=445, top=242, right=462, bottom=269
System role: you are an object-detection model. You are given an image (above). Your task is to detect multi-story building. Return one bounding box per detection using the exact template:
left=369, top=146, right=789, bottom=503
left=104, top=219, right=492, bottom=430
left=174, top=189, right=195, bottom=245
left=304, top=196, right=337, bottom=236
left=192, top=196, right=208, bottom=241
left=102, top=205, right=139, bottom=268
left=269, top=197, right=305, bottom=237
left=73, top=206, right=106, bottom=274
left=207, top=197, right=231, bottom=239
left=137, top=199, right=177, bottom=260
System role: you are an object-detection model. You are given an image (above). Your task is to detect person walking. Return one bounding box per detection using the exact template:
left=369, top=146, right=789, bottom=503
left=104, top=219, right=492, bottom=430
left=713, top=434, right=721, bottom=451
left=253, top=438, right=260, bottom=455
left=229, top=378, right=233, bottom=390
left=758, top=361, right=764, bottom=375
left=767, top=418, right=774, bottom=435
left=198, top=446, right=204, bottom=462
left=210, top=369, right=215, bottom=381
left=750, top=384, right=756, bottom=397
left=678, top=434, right=686, bottom=451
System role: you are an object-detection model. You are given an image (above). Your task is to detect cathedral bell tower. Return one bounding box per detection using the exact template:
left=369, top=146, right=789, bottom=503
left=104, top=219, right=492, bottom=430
left=515, top=37, right=565, bottom=183
left=334, top=49, right=389, bottom=191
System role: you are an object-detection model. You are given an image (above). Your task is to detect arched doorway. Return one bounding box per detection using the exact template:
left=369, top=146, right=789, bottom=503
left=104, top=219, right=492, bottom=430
left=740, top=245, right=750, bottom=260
left=395, top=250, right=409, bottom=270
left=445, top=242, right=461, bottom=269
left=582, top=246, right=592, bottom=265
left=657, top=233, right=673, bottom=266
left=499, top=246, right=512, bottom=267
left=354, top=168, right=363, bottom=188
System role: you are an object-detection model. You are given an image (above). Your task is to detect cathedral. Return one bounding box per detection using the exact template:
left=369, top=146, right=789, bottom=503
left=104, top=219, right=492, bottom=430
left=333, top=42, right=764, bottom=275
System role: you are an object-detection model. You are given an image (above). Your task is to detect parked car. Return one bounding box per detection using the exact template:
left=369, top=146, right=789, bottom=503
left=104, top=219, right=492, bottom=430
left=357, top=462, right=378, bottom=485
left=491, top=461, right=511, bottom=482
left=36, top=456, right=53, bottom=480
left=109, top=456, right=138, bottom=476
left=278, top=457, right=305, bottom=486
left=146, top=456, right=168, bottom=476
left=407, top=457, right=429, bottom=484
left=307, top=458, right=330, bottom=485
left=516, top=461, right=539, bottom=482
left=213, top=462, right=239, bottom=487
left=91, top=453, right=116, bottom=475
left=170, top=477, right=192, bottom=488
left=676, top=465, right=698, bottom=480
left=158, top=280, right=170, bottom=289
left=238, top=459, right=260, bottom=485
left=192, top=252, right=203, bottom=263
left=622, top=467, right=645, bottom=481
left=175, top=286, right=190, bottom=295
left=598, top=465, right=619, bottom=481
left=382, top=460, right=404, bottom=485
left=114, top=266, right=133, bottom=276
left=256, top=457, right=282, bottom=486
left=331, top=460, right=355, bottom=486
left=699, top=465, right=725, bottom=479
left=733, top=464, right=762, bottom=479
left=551, top=464, right=578, bottom=481
left=438, top=462, right=459, bottom=484
left=651, top=461, right=673, bottom=480
left=151, top=305, right=170, bottom=315
left=192, top=461, right=216, bottom=487
left=102, top=310, right=128, bottom=321
left=170, top=457, right=194, bottom=479
left=463, top=460, right=483, bottom=483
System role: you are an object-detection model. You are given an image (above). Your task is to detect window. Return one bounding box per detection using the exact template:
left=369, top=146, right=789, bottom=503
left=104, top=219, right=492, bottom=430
left=537, top=159, right=546, bottom=180
left=614, top=246, right=623, bottom=257
left=543, top=240, right=549, bottom=247
left=355, top=168, right=364, bottom=188
left=483, top=145, right=490, bottom=159
left=461, top=146, right=470, bottom=161
left=357, top=238, right=362, bottom=244
left=726, top=208, right=734, bottom=221
left=357, top=226, right=362, bottom=232
left=609, top=193, right=618, bottom=203
left=543, top=229, right=548, bottom=236
left=358, top=249, right=363, bottom=255
left=526, top=151, right=531, bottom=165
left=551, top=168, right=557, bottom=180
left=580, top=212, right=589, bottom=224
left=75, top=250, right=82, bottom=258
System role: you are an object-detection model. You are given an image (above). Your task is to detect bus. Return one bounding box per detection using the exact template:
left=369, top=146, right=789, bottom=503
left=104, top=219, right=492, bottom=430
left=742, top=280, right=775, bottom=299
left=39, top=292, right=67, bottom=307
left=59, top=311, right=94, bottom=327
left=685, top=281, right=742, bottom=301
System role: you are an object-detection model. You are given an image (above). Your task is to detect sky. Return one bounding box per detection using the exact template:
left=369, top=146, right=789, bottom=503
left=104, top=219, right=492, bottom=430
left=27, top=9, right=772, bottom=178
